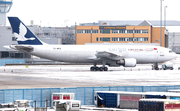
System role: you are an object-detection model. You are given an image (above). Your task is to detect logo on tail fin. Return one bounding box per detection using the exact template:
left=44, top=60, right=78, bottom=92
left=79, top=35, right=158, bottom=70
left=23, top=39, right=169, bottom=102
left=8, top=17, right=44, bottom=45
left=14, top=23, right=35, bottom=41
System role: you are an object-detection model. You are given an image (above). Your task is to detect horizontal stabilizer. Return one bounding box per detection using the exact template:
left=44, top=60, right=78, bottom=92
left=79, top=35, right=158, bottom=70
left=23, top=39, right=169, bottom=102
left=15, top=46, right=34, bottom=52
left=3, top=45, right=11, bottom=49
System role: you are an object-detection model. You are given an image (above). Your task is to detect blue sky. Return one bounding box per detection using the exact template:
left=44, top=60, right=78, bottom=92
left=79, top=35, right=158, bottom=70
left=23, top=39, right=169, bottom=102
left=6, top=0, right=180, bottom=27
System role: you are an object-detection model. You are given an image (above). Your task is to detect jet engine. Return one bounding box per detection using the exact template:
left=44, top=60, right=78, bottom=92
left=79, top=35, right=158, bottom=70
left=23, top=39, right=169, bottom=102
left=116, top=58, right=136, bottom=67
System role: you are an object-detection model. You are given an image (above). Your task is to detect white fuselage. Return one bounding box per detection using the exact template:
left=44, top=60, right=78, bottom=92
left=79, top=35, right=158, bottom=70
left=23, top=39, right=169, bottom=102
left=25, top=45, right=176, bottom=64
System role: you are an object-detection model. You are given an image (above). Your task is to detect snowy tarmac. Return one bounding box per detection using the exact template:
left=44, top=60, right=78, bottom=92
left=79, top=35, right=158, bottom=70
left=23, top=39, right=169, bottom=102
left=0, top=57, right=180, bottom=89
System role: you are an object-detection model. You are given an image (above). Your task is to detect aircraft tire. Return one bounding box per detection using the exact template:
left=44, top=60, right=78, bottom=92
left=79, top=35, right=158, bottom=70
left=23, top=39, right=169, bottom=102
left=95, top=67, right=99, bottom=71
left=99, top=67, right=103, bottom=71
left=155, top=67, right=159, bottom=70
left=90, top=67, right=95, bottom=71
left=104, top=67, right=108, bottom=71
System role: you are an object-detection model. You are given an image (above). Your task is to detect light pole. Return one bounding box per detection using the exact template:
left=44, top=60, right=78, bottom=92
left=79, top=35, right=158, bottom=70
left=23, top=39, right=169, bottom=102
left=164, top=6, right=167, bottom=32
left=160, top=0, right=164, bottom=47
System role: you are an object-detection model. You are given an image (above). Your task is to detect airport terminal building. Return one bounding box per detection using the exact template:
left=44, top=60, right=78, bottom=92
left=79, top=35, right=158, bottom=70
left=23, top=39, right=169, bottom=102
left=76, top=20, right=168, bottom=47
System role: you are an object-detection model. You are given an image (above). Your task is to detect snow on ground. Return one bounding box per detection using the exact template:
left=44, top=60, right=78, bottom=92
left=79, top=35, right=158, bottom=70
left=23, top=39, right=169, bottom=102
left=0, top=57, right=180, bottom=89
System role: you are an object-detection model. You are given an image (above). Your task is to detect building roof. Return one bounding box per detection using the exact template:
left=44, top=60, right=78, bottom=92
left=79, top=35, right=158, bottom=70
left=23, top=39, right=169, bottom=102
left=79, top=20, right=180, bottom=26
left=138, top=20, right=152, bottom=26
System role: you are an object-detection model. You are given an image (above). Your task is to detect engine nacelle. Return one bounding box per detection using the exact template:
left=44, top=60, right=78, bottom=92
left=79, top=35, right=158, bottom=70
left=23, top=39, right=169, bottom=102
left=116, top=58, right=136, bottom=67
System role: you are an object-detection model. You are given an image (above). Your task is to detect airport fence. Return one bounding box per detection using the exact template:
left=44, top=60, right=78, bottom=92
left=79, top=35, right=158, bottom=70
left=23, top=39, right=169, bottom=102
left=0, top=59, right=25, bottom=66
left=0, top=85, right=180, bottom=107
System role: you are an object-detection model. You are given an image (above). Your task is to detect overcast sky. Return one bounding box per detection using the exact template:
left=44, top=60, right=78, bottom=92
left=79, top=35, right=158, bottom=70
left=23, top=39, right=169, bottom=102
left=6, top=0, right=180, bottom=27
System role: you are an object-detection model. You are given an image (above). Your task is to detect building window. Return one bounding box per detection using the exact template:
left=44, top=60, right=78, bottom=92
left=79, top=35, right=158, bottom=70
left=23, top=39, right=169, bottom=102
left=144, top=38, right=149, bottom=41
left=138, top=38, right=143, bottom=41
left=84, top=30, right=91, bottom=33
left=92, top=30, right=98, bottom=33
left=100, top=29, right=110, bottom=34
left=6, top=27, right=11, bottom=30
left=134, top=30, right=141, bottom=33
left=112, top=38, right=118, bottom=41
left=125, top=38, right=129, bottom=41
left=112, top=30, right=118, bottom=33
left=119, top=38, right=125, bottom=41
left=129, top=38, right=133, bottom=41
left=142, top=30, right=149, bottom=33
left=100, top=37, right=110, bottom=41
left=44, top=33, right=50, bottom=36
left=77, top=30, right=83, bottom=33
left=12, top=37, right=16, bottom=41
left=119, top=30, right=125, bottom=33
left=127, top=30, right=133, bottom=33
left=133, top=38, right=138, bottom=41
left=96, top=37, right=98, bottom=41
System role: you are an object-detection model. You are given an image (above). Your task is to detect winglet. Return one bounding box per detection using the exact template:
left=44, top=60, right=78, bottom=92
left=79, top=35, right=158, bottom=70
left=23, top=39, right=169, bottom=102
left=8, top=17, right=47, bottom=45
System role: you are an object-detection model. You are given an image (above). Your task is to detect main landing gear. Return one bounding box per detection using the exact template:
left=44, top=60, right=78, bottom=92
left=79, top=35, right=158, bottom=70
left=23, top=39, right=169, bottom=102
left=90, top=66, right=108, bottom=71
left=90, top=62, right=108, bottom=71
left=152, top=63, right=159, bottom=70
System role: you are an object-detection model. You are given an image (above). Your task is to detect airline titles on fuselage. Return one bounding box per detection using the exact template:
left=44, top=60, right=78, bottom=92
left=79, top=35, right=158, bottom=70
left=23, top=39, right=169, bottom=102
left=109, top=47, right=126, bottom=52
left=109, top=47, right=157, bottom=52
left=128, top=48, right=156, bottom=52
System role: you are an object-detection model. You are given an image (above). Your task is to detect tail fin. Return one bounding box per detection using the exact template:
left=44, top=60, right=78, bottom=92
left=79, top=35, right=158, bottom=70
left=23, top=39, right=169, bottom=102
left=8, top=17, right=46, bottom=45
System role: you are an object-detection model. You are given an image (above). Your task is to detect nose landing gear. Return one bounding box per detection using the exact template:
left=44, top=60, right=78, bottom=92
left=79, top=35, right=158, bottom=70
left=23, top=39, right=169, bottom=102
left=152, top=63, right=159, bottom=70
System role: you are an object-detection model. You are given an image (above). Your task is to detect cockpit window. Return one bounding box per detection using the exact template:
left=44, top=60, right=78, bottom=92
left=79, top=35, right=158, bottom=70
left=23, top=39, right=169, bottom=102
left=169, top=50, right=173, bottom=53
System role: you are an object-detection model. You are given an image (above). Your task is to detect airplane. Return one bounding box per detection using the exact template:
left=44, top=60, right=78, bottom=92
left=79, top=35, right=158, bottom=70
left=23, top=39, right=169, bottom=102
left=4, top=17, right=178, bottom=71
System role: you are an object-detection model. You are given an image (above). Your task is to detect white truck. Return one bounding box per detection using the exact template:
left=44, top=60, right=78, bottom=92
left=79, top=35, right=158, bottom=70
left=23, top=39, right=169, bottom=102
left=162, top=62, right=174, bottom=70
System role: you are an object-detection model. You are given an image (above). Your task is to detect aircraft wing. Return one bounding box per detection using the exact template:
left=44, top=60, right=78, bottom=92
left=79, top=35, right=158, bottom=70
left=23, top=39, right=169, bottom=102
left=87, top=51, right=123, bottom=61
left=95, top=51, right=124, bottom=60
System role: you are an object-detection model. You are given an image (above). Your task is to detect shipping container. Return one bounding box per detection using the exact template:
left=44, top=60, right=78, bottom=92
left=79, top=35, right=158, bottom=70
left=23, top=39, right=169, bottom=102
left=51, top=93, right=75, bottom=107
left=94, top=91, right=145, bottom=109
left=95, top=91, right=180, bottom=109
left=139, top=99, right=180, bottom=111
left=55, top=100, right=81, bottom=111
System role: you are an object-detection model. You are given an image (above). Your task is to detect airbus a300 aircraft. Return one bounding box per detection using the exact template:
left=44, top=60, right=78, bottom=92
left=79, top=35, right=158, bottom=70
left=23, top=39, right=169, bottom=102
left=5, top=17, right=178, bottom=71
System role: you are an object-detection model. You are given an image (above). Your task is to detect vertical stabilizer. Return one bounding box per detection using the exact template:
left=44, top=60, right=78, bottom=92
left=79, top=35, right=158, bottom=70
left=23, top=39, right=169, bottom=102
left=8, top=17, right=47, bottom=45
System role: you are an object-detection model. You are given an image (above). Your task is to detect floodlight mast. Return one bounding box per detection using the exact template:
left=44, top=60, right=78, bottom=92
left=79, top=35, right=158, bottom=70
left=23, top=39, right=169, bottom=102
left=160, top=0, right=164, bottom=47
